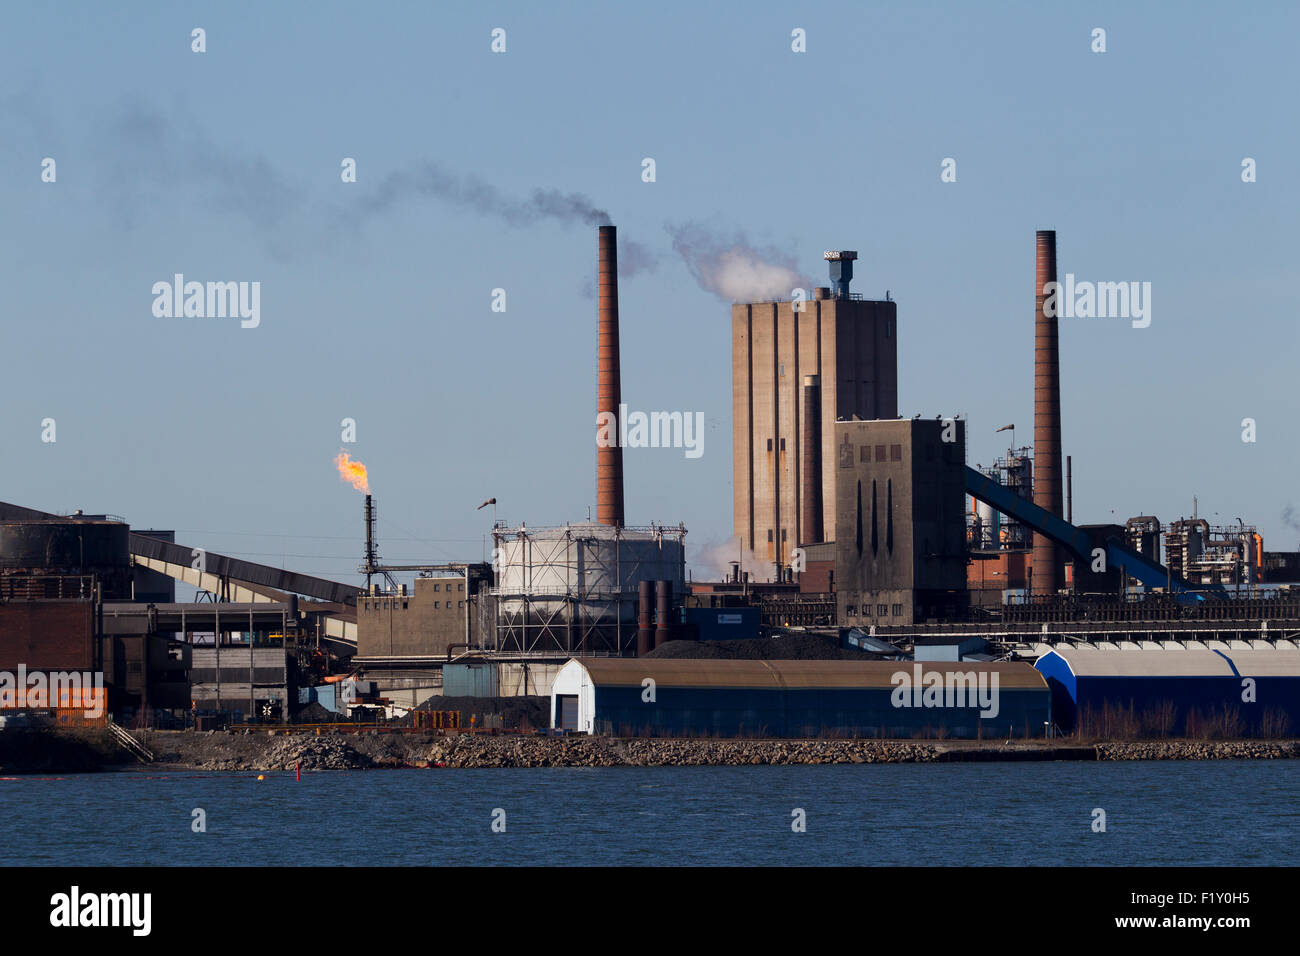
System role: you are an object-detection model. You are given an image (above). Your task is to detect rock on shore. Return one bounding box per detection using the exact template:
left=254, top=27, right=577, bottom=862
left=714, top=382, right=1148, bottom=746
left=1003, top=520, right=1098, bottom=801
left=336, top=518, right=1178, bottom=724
left=425, top=736, right=943, bottom=768
left=1094, top=740, right=1300, bottom=761
left=139, top=732, right=1300, bottom=771
left=149, top=730, right=423, bottom=771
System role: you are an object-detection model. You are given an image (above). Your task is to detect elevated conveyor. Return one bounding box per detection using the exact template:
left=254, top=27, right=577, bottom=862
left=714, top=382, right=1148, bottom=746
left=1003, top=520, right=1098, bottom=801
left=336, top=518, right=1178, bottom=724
left=963, top=467, right=1218, bottom=602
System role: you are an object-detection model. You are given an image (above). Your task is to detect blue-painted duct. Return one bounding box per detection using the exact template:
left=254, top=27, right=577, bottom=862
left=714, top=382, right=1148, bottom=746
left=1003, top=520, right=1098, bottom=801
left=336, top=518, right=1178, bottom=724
left=963, top=466, right=1218, bottom=602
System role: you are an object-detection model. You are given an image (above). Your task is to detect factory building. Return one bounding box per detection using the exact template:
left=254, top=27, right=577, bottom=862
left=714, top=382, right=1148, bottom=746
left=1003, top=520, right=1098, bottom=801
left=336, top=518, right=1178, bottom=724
left=967, top=446, right=1034, bottom=605
left=1163, top=518, right=1262, bottom=588
left=834, top=418, right=968, bottom=626
left=1035, top=644, right=1300, bottom=736
left=550, top=658, right=1051, bottom=738
left=350, top=565, right=495, bottom=708
left=189, top=642, right=288, bottom=720
left=732, top=251, right=898, bottom=578
left=0, top=513, right=196, bottom=722
left=355, top=566, right=493, bottom=660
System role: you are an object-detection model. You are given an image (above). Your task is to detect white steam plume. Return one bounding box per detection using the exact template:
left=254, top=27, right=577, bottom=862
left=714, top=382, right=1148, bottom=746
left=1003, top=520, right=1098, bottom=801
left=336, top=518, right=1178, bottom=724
left=667, top=222, right=812, bottom=302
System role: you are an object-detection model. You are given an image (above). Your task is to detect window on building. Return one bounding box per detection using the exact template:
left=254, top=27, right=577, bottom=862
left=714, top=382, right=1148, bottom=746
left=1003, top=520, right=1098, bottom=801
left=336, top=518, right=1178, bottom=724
left=892, top=603, right=902, bottom=616
left=767, top=438, right=773, bottom=451
left=877, top=603, right=888, bottom=616
left=433, top=601, right=440, bottom=608
left=860, top=445, right=869, bottom=462
left=458, top=601, right=464, bottom=609
left=876, top=445, right=887, bottom=461
left=890, top=444, right=902, bottom=461
left=846, top=604, right=857, bottom=617
left=433, top=583, right=440, bottom=591
left=767, top=529, right=774, bottom=542
left=458, top=583, right=465, bottom=591
left=780, top=438, right=786, bottom=451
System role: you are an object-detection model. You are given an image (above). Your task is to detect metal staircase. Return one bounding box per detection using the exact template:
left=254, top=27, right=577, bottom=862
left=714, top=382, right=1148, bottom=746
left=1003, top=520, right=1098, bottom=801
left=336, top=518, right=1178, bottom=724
left=107, top=722, right=154, bottom=763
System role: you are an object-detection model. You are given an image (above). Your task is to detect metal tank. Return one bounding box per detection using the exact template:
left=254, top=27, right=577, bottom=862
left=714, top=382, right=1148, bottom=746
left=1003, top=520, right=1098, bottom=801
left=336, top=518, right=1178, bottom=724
left=0, top=518, right=131, bottom=599
left=492, top=522, right=686, bottom=654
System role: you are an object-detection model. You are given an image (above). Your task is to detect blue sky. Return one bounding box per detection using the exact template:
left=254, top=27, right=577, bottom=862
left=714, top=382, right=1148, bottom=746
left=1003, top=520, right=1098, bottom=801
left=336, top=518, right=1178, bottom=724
left=2, top=1, right=1297, bottom=583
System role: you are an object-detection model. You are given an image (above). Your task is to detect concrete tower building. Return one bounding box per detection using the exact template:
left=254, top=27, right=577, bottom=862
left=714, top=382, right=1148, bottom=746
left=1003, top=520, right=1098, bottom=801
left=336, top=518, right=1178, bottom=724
left=732, top=252, right=898, bottom=578
left=833, top=418, right=968, bottom=626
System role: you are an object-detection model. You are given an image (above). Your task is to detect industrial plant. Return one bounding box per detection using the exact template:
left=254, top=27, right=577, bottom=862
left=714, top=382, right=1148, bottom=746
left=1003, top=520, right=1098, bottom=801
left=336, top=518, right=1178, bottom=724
left=4, top=226, right=1299, bottom=742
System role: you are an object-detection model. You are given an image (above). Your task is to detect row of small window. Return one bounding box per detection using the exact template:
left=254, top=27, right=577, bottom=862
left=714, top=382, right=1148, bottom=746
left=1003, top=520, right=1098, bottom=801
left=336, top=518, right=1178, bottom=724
left=859, top=444, right=903, bottom=463
left=844, top=603, right=904, bottom=617
left=431, top=582, right=466, bottom=592
left=362, top=599, right=464, bottom=610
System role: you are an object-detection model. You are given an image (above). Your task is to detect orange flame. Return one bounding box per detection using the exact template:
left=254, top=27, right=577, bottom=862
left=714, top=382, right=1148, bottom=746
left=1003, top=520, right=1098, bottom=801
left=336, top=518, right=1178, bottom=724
left=334, top=449, right=370, bottom=494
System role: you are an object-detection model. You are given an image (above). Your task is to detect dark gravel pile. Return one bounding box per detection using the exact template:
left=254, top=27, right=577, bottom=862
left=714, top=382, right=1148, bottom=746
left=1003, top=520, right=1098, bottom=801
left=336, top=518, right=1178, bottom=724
left=645, top=633, right=874, bottom=660
left=292, top=702, right=335, bottom=724
left=415, top=695, right=549, bottom=731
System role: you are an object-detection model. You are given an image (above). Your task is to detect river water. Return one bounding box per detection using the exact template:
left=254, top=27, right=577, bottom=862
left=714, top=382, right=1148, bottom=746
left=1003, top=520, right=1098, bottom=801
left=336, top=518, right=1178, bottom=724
left=2, top=761, right=1296, bottom=866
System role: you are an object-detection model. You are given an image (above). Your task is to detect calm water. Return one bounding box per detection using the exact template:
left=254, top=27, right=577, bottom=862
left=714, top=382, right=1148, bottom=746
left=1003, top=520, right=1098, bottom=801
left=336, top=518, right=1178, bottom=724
left=2, top=761, right=1296, bottom=866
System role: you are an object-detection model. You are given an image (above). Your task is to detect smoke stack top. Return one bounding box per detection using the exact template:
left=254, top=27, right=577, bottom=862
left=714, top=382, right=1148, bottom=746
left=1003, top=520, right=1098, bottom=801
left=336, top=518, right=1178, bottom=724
left=597, top=225, right=625, bottom=527
left=823, top=250, right=857, bottom=299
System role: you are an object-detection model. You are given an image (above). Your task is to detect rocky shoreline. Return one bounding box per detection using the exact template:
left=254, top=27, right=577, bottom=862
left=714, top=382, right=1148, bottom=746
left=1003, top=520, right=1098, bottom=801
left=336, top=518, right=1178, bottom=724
left=143, top=732, right=1300, bottom=771
left=4, top=730, right=1297, bottom=773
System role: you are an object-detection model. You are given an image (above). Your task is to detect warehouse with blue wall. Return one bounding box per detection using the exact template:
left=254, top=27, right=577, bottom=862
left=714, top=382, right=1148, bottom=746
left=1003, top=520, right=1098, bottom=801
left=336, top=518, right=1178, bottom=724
left=551, top=658, right=1050, bottom=738
left=1035, top=645, right=1300, bottom=736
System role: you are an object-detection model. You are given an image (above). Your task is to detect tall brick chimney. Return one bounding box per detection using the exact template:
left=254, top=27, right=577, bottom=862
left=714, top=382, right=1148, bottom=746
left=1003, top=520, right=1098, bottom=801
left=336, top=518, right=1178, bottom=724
left=597, top=225, right=625, bottom=527
left=1033, top=230, right=1064, bottom=593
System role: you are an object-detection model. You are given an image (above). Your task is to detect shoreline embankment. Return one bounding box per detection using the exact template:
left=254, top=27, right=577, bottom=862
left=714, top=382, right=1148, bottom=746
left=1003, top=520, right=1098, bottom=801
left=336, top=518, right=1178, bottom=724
left=4, top=729, right=1299, bottom=773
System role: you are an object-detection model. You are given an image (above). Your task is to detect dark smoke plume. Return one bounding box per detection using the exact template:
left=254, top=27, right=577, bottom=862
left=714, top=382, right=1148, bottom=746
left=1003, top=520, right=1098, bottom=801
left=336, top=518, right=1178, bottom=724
left=360, top=161, right=611, bottom=228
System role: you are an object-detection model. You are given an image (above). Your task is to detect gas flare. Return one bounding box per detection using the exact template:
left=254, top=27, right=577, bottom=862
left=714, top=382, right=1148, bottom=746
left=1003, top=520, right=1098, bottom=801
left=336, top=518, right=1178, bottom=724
left=334, top=449, right=370, bottom=494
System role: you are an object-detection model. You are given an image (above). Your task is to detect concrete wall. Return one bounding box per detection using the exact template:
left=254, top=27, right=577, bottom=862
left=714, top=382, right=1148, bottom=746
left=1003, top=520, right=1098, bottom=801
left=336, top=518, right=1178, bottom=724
left=733, top=297, right=898, bottom=579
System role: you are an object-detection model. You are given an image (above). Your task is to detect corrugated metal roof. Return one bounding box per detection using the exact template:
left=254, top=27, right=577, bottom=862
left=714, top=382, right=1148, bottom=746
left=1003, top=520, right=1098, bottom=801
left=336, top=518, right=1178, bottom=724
left=571, top=658, right=1048, bottom=690
left=1038, top=646, right=1300, bottom=678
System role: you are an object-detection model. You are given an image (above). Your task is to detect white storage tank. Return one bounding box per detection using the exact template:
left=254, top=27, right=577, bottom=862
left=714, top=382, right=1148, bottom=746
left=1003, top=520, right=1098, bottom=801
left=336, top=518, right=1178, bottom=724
left=492, top=522, right=686, bottom=654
